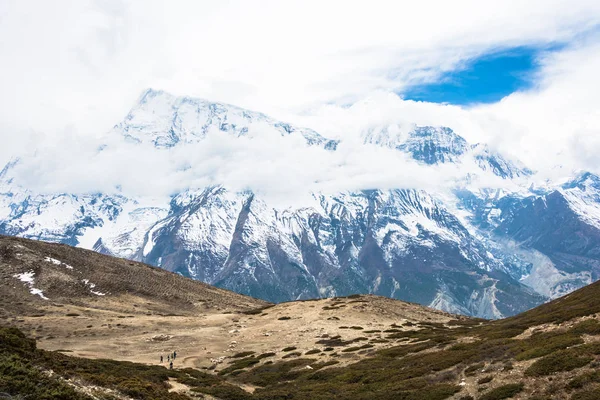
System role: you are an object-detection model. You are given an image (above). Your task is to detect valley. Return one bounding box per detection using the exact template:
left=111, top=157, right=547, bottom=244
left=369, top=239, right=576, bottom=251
left=3, top=236, right=600, bottom=399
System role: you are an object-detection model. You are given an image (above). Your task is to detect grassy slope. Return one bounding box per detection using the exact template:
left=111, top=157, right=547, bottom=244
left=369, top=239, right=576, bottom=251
left=0, top=326, right=251, bottom=400
left=3, top=256, right=600, bottom=399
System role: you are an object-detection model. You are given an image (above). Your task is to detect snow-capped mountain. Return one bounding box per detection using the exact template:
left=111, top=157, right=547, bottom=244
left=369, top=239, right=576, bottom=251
left=2, top=88, right=600, bottom=319
left=118, top=88, right=338, bottom=149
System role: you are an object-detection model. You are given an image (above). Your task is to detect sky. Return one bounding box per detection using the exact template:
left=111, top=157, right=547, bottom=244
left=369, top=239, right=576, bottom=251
left=403, top=47, right=542, bottom=105
left=1, top=0, right=600, bottom=199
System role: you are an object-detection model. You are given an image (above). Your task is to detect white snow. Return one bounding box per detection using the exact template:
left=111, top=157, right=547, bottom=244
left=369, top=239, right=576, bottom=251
left=116, top=89, right=330, bottom=148
left=562, top=188, right=600, bottom=230
left=82, top=279, right=106, bottom=296
left=13, top=271, right=48, bottom=300
left=29, top=288, right=49, bottom=299
left=44, top=256, right=73, bottom=270
left=44, top=257, right=61, bottom=265
left=14, top=271, right=34, bottom=284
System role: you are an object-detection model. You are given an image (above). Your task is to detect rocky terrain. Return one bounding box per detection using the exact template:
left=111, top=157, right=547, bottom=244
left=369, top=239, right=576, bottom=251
left=3, top=237, right=600, bottom=399
left=4, top=89, right=600, bottom=319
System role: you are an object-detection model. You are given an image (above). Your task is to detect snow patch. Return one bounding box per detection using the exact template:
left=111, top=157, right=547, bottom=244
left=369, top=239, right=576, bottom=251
left=82, top=279, right=106, bottom=296
left=13, top=271, right=48, bottom=300
left=45, top=256, right=73, bottom=270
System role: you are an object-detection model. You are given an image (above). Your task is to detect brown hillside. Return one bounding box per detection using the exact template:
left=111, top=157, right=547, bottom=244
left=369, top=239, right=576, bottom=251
left=3, top=236, right=600, bottom=399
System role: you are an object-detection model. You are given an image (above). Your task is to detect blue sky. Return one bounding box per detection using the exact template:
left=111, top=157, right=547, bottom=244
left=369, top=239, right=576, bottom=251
left=2, top=0, right=600, bottom=193
left=402, top=47, right=548, bottom=105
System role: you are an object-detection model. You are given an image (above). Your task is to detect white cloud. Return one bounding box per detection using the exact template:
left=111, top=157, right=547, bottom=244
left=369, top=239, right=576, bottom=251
left=1, top=0, right=600, bottom=200
left=8, top=118, right=472, bottom=205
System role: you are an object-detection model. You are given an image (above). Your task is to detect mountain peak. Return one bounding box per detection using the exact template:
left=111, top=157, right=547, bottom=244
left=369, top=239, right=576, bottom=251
left=399, top=126, right=469, bottom=164
left=563, top=171, right=600, bottom=191
left=362, top=124, right=469, bottom=164
left=117, top=88, right=336, bottom=149
left=471, top=143, right=533, bottom=179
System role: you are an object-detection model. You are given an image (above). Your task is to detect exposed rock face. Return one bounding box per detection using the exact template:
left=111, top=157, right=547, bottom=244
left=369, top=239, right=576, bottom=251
left=2, top=89, right=599, bottom=318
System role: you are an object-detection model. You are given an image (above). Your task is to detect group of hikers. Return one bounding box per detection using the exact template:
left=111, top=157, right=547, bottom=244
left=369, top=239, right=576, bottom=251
left=160, top=351, right=177, bottom=369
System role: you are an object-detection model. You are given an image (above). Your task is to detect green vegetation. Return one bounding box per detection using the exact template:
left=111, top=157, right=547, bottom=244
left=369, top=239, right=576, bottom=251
left=513, top=331, right=583, bottom=360
left=256, top=352, right=276, bottom=359
left=282, top=352, right=302, bottom=359
left=240, top=305, right=274, bottom=315
left=479, top=383, right=524, bottom=400
left=525, top=342, right=600, bottom=376
left=218, top=357, right=260, bottom=376
left=0, top=329, right=90, bottom=400
left=6, top=276, right=600, bottom=399
left=341, top=344, right=373, bottom=352
left=0, top=326, right=250, bottom=400
left=464, top=362, right=484, bottom=376
left=525, top=351, right=593, bottom=376
left=569, top=319, right=600, bottom=335
left=572, top=388, right=600, bottom=400
left=232, top=351, right=256, bottom=358
left=567, top=370, right=600, bottom=390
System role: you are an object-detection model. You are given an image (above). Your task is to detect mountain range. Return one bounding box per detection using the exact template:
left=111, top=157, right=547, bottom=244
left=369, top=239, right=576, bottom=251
left=1, top=88, right=600, bottom=319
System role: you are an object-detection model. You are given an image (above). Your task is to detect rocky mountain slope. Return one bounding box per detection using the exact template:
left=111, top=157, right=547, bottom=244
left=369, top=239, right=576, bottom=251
left=0, top=234, right=266, bottom=320
left=1, top=89, right=599, bottom=318
left=3, top=236, right=600, bottom=400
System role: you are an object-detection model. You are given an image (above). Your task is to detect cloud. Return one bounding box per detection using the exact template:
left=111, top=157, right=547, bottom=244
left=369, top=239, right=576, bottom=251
left=2, top=1, right=600, bottom=133
left=8, top=118, right=478, bottom=206
left=1, top=1, right=600, bottom=201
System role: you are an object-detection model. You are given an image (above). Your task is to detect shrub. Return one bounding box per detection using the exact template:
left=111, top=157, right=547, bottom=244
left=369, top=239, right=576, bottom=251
left=479, top=383, right=524, bottom=400
left=257, top=352, right=276, bottom=360
left=218, top=357, right=259, bottom=375
left=570, top=319, right=600, bottom=336
left=464, top=362, right=484, bottom=376
left=525, top=352, right=592, bottom=376
left=572, top=388, right=600, bottom=400
left=235, top=359, right=314, bottom=386
left=477, top=375, right=493, bottom=384
left=241, top=305, right=274, bottom=315
left=282, top=346, right=297, bottom=352
left=231, top=351, right=255, bottom=358
left=567, top=371, right=600, bottom=390
left=513, top=332, right=583, bottom=361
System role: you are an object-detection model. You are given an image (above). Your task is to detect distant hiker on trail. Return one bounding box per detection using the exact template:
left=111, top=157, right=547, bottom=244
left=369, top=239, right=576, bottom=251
left=160, top=355, right=163, bottom=363
left=167, top=354, right=170, bottom=362
left=169, top=361, right=173, bottom=370
left=173, top=351, right=177, bottom=360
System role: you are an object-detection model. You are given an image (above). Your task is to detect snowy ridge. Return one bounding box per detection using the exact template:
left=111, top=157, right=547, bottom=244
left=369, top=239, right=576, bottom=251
left=2, top=88, right=600, bottom=318
left=117, top=88, right=337, bottom=149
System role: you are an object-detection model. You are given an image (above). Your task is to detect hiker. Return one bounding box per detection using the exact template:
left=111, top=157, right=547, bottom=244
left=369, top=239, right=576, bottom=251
left=169, top=361, right=173, bottom=370
left=173, top=351, right=177, bottom=360
left=160, top=355, right=163, bottom=363
left=167, top=354, right=170, bottom=362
